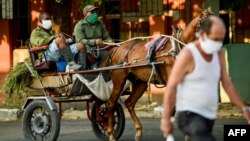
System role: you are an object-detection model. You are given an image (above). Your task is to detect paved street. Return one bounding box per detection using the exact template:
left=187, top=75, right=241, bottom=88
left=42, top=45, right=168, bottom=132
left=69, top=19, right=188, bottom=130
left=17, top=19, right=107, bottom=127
left=0, top=118, right=248, bottom=141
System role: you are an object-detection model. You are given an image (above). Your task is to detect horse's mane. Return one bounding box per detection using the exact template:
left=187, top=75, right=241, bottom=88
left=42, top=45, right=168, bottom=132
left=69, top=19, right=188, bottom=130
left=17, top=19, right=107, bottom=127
left=195, top=8, right=214, bottom=32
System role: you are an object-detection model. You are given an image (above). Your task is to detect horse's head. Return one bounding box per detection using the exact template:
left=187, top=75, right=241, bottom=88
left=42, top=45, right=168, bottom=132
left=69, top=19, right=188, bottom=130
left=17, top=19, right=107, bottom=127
left=178, top=8, right=214, bottom=44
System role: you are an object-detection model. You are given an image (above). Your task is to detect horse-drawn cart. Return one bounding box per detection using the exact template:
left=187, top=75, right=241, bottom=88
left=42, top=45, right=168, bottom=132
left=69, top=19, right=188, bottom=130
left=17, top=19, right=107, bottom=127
left=22, top=39, right=168, bottom=141
left=21, top=30, right=187, bottom=141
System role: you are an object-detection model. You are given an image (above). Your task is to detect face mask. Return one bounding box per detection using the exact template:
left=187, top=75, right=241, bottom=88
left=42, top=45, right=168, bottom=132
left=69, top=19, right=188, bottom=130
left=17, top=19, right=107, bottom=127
left=41, top=20, right=52, bottom=30
left=86, top=13, right=98, bottom=24
left=199, top=33, right=223, bottom=54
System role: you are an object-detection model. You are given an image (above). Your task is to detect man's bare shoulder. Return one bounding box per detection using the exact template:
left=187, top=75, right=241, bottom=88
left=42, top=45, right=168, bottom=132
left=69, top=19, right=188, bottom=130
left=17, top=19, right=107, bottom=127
left=175, top=44, right=195, bottom=74
left=178, top=45, right=193, bottom=62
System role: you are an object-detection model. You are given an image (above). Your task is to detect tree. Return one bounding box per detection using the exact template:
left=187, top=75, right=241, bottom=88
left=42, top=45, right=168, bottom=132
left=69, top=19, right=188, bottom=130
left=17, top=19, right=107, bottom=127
left=55, top=0, right=103, bottom=7
left=81, top=0, right=103, bottom=7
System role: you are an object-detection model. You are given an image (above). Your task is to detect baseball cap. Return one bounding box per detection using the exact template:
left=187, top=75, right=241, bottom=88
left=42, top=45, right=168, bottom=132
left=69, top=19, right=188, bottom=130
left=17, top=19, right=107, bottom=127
left=83, top=5, right=99, bottom=15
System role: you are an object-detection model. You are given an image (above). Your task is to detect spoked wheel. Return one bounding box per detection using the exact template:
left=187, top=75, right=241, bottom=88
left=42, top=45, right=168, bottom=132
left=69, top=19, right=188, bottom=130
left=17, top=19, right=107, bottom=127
left=91, top=102, right=125, bottom=141
left=22, top=100, right=60, bottom=141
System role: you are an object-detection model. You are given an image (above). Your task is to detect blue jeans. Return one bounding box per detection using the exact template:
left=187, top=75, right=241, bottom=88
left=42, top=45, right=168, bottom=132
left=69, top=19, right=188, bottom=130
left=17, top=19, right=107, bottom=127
left=44, top=40, right=78, bottom=61
left=177, top=111, right=216, bottom=141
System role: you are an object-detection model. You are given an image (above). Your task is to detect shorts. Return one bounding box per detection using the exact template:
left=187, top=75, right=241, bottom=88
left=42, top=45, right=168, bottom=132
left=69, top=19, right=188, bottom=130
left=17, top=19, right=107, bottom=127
left=177, top=111, right=216, bottom=141
left=44, top=40, right=78, bottom=61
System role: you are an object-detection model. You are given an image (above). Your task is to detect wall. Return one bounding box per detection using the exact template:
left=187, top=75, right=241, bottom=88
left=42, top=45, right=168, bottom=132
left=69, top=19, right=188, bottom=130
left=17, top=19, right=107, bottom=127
left=225, top=44, right=250, bottom=105
left=71, top=0, right=84, bottom=32
left=149, top=15, right=166, bottom=35
left=30, top=0, right=48, bottom=30
left=0, top=20, right=13, bottom=73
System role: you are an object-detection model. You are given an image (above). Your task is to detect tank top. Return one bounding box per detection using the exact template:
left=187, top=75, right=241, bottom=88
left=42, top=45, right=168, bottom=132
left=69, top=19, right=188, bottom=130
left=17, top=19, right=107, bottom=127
left=176, top=43, right=221, bottom=119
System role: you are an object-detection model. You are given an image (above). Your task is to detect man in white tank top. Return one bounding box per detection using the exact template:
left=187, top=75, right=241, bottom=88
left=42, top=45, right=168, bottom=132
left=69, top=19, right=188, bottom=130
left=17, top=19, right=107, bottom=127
left=160, top=15, right=250, bottom=141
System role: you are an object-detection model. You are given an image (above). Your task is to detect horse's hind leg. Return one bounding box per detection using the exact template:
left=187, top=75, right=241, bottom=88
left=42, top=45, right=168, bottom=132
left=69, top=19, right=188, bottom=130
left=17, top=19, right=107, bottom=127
left=125, top=79, right=147, bottom=141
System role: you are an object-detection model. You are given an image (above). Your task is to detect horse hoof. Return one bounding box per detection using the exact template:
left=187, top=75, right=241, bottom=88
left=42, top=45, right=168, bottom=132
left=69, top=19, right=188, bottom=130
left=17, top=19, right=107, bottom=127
left=185, top=135, right=191, bottom=141
left=109, top=139, right=116, bottom=141
left=135, top=135, right=142, bottom=141
left=109, top=136, right=116, bottom=141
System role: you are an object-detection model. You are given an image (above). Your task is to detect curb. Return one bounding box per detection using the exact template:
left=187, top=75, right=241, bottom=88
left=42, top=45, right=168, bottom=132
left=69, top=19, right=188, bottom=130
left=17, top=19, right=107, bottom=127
left=0, top=108, right=161, bottom=122
left=0, top=95, right=157, bottom=122
left=61, top=108, right=162, bottom=120
left=0, top=109, right=20, bottom=121
left=0, top=102, right=243, bottom=121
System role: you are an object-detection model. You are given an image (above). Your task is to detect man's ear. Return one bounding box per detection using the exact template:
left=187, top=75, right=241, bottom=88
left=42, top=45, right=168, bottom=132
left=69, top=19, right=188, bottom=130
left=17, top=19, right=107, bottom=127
left=199, top=30, right=206, bottom=40
left=200, top=30, right=204, bottom=36
left=195, top=31, right=201, bottom=38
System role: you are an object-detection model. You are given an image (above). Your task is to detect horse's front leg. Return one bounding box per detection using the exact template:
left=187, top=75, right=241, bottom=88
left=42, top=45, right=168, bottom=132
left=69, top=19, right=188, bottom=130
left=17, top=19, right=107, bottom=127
left=107, top=71, right=127, bottom=141
left=107, top=90, right=124, bottom=141
left=107, top=100, right=116, bottom=141
left=125, top=80, right=147, bottom=141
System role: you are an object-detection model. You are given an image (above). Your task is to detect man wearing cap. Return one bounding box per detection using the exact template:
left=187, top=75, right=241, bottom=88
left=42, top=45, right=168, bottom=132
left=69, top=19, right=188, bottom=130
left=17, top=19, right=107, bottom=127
left=74, top=5, right=112, bottom=69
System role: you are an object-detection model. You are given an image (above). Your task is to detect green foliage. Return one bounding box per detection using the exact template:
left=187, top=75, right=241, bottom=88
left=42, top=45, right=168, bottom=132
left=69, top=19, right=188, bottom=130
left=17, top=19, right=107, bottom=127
left=4, top=94, right=26, bottom=109
left=55, top=0, right=103, bottom=8
left=2, top=60, right=31, bottom=97
left=81, top=0, right=102, bottom=7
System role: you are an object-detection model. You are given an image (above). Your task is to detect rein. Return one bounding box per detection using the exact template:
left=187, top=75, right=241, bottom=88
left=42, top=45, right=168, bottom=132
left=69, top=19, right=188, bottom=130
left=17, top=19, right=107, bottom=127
left=107, top=35, right=186, bottom=67
left=103, top=34, right=186, bottom=47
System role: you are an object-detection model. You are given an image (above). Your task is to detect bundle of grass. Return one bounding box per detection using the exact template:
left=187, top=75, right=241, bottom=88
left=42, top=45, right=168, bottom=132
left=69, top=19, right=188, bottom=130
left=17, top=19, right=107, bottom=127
left=2, top=60, right=32, bottom=97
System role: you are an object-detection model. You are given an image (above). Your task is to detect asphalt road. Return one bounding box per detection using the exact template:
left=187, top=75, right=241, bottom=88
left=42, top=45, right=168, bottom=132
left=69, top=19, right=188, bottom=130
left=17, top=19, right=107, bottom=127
left=0, top=118, right=248, bottom=141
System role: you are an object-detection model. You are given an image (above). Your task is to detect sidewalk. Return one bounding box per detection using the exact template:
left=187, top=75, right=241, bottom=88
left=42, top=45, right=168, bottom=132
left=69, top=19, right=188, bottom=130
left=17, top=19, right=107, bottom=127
left=61, top=102, right=243, bottom=120
left=0, top=100, right=243, bottom=121
left=0, top=72, right=243, bottom=121
left=0, top=82, right=244, bottom=122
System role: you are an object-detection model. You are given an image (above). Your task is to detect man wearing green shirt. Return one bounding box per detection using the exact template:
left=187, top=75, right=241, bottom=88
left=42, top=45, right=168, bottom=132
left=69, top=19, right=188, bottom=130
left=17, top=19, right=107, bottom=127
left=30, top=12, right=86, bottom=71
left=74, top=5, right=112, bottom=68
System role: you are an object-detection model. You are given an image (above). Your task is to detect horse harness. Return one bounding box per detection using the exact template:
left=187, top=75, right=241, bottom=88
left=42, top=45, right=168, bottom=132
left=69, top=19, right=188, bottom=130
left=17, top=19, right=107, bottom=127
left=109, top=36, right=181, bottom=86
left=107, top=39, right=142, bottom=68
left=146, top=34, right=183, bottom=86
left=127, top=36, right=179, bottom=86
left=146, top=36, right=169, bottom=85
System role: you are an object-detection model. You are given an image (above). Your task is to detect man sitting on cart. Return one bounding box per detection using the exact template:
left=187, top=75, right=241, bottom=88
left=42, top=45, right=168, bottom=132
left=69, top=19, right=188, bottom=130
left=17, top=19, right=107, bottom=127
left=74, top=5, right=113, bottom=69
left=30, top=12, right=86, bottom=71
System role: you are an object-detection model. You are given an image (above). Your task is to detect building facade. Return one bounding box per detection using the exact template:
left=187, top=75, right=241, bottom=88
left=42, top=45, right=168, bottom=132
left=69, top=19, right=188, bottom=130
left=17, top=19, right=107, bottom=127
left=0, top=0, right=250, bottom=72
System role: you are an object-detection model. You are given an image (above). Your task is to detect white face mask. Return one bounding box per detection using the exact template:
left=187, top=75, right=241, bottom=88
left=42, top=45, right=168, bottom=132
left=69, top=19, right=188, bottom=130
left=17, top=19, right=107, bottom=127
left=41, top=20, right=52, bottom=30
left=199, top=33, right=223, bottom=54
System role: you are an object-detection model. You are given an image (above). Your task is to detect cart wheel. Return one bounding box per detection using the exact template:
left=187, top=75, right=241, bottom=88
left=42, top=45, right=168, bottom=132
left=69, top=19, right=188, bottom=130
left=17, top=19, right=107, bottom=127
left=91, top=102, right=125, bottom=141
left=22, top=100, right=60, bottom=141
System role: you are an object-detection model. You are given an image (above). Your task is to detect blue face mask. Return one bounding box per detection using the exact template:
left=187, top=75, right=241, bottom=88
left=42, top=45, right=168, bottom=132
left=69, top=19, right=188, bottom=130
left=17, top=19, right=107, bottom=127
left=86, top=13, right=98, bottom=24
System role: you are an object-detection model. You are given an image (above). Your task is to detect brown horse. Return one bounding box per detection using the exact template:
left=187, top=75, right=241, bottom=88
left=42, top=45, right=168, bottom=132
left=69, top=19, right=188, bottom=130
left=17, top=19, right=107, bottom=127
left=106, top=10, right=212, bottom=141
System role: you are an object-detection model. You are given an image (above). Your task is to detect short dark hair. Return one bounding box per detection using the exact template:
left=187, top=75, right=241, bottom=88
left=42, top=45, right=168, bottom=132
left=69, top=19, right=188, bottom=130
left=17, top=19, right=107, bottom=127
left=200, top=17, right=213, bottom=34
left=39, top=12, right=50, bottom=22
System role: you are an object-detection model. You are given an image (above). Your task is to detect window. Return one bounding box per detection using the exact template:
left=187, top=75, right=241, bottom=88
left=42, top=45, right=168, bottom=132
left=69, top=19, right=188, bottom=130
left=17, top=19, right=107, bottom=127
left=0, top=0, right=13, bottom=19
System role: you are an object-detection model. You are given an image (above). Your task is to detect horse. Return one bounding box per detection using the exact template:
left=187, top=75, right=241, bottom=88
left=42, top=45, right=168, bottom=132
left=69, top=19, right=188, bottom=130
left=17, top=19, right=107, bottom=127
left=105, top=9, right=212, bottom=141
